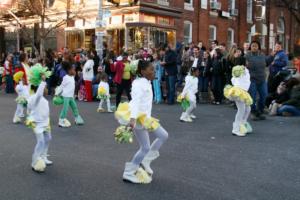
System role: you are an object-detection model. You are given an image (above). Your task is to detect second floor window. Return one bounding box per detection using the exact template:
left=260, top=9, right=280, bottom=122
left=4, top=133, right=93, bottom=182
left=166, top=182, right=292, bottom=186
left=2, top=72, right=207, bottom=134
left=184, top=21, right=193, bottom=44
left=157, top=0, right=169, bottom=6
left=209, top=25, right=217, bottom=41
left=247, top=0, right=253, bottom=23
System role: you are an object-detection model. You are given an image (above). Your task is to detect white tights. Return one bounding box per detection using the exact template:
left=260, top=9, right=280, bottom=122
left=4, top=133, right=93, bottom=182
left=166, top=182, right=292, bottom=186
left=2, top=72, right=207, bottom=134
left=131, top=126, right=168, bottom=166
left=234, top=100, right=251, bottom=127
left=32, top=127, right=52, bottom=167
left=14, top=104, right=25, bottom=118
left=98, top=99, right=111, bottom=110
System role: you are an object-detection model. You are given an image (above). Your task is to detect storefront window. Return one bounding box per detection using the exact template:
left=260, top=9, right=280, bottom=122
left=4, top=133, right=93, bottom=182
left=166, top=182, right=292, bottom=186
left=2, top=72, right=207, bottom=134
left=66, top=30, right=84, bottom=50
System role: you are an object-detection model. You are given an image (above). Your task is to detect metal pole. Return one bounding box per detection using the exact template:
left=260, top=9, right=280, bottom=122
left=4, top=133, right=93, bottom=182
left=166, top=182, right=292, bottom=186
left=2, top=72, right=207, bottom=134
left=16, top=24, right=20, bottom=52
left=96, top=0, right=103, bottom=68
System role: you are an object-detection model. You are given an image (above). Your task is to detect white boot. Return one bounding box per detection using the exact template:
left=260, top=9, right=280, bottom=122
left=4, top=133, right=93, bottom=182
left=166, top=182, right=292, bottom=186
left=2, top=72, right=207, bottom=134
left=58, top=118, right=71, bottom=128
left=32, top=157, right=46, bottom=172
left=123, top=162, right=152, bottom=184
left=232, top=122, right=246, bottom=137
left=190, top=114, right=196, bottom=119
left=141, top=151, right=159, bottom=176
left=97, top=107, right=105, bottom=112
left=42, top=155, right=53, bottom=165
left=180, top=113, right=193, bottom=122
left=13, top=116, right=21, bottom=124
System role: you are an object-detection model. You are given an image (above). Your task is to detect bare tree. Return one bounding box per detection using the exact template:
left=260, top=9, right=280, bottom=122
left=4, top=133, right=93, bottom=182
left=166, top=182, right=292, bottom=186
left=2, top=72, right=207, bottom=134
left=15, top=0, right=82, bottom=57
left=275, top=0, right=300, bottom=24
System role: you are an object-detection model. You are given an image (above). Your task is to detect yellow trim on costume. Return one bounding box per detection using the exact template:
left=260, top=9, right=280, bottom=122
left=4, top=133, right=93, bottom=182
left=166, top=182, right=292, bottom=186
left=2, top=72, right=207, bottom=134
left=224, top=85, right=253, bottom=106
left=115, top=102, right=160, bottom=132
left=25, top=118, right=36, bottom=129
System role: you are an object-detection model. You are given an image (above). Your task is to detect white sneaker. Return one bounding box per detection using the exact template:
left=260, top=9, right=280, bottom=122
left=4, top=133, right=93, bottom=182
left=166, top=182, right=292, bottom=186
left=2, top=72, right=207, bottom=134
left=180, top=116, right=193, bottom=123
left=190, top=114, right=196, bottom=119
left=232, top=130, right=246, bottom=137
left=141, top=151, right=160, bottom=176
left=232, top=122, right=246, bottom=137
left=58, top=118, right=71, bottom=128
left=32, top=158, right=46, bottom=172
left=13, top=116, right=21, bottom=124
left=97, top=108, right=105, bottom=112
left=123, top=162, right=152, bottom=184
left=43, top=157, right=53, bottom=165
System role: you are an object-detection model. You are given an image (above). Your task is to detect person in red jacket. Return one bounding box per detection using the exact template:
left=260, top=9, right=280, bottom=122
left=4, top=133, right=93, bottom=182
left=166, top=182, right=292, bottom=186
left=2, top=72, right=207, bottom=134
left=4, top=54, right=14, bottom=93
left=14, top=53, right=29, bottom=85
left=111, top=54, right=132, bottom=107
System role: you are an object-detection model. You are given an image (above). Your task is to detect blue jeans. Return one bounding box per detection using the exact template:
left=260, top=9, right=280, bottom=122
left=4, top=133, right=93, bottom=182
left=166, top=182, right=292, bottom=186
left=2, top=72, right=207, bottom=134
left=166, top=75, right=176, bottom=104
left=5, top=75, right=14, bottom=93
left=153, top=79, right=162, bottom=103
left=277, top=105, right=300, bottom=116
left=248, top=81, right=268, bottom=113
left=211, top=75, right=223, bottom=103
left=198, top=76, right=209, bottom=92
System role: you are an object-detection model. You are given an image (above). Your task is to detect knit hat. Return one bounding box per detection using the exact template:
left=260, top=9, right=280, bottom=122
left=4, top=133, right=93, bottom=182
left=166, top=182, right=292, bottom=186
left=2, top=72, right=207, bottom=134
left=13, top=71, right=24, bottom=83
left=28, top=63, right=52, bottom=86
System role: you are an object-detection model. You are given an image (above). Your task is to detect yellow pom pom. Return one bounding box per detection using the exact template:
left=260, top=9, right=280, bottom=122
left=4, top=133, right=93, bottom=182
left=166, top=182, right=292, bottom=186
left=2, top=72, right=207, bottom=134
left=13, top=71, right=24, bottom=83
left=98, top=86, right=106, bottom=95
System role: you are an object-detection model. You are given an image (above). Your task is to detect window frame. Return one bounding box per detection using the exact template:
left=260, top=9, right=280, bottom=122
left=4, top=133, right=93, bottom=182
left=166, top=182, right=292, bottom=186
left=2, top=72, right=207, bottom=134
left=209, top=25, right=217, bottom=41
left=184, top=21, right=193, bottom=44
left=247, top=0, right=253, bottom=23
left=227, top=28, right=234, bottom=48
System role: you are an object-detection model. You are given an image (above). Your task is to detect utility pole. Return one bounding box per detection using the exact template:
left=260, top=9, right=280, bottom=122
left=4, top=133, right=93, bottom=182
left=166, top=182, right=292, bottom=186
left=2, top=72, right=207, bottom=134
left=96, top=0, right=104, bottom=68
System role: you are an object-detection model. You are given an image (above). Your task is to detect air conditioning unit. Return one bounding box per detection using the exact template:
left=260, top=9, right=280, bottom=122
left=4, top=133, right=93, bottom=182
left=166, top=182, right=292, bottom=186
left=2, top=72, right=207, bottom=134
left=230, top=9, right=238, bottom=16
left=210, top=2, right=221, bottom=10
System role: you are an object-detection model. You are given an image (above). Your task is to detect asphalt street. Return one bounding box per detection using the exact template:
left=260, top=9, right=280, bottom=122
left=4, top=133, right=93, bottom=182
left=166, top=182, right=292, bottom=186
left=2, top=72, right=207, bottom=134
left=0, top=93, right=299, bottom=200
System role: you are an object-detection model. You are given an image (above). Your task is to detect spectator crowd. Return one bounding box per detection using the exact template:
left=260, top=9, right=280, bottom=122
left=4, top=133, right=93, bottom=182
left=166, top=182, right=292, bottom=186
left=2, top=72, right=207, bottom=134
left=1, top=39, right=300, bottom=118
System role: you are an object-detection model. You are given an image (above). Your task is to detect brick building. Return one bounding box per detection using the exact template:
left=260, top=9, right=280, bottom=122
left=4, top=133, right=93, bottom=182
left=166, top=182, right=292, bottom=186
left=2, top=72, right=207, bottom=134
left=177, top=0, right=300, bottom=54
left=0, top=0, right=299, bottom=55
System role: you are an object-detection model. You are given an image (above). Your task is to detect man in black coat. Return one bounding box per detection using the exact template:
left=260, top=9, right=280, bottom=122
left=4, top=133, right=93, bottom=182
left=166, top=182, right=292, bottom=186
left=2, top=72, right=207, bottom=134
left=161, top=44, right=178, bottom=105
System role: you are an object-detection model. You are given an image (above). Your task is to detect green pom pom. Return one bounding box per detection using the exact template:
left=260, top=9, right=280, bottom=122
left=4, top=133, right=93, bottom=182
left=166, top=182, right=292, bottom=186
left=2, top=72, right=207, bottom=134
left=181, top=99, right=190, bottom=111
left=114, top=126, right=134, bottom=144
left=232, top=65, right=245, bottom=78
left=53, top=96, right=64, bottom=105
left=28, top=64, right=52, bottom=86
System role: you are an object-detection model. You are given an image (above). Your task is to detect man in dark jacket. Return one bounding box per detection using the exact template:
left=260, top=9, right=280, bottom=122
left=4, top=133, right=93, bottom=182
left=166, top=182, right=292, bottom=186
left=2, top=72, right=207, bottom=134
left=268, top=42, right=289, bottom=93
left=161, top=44, right=178, bottom=105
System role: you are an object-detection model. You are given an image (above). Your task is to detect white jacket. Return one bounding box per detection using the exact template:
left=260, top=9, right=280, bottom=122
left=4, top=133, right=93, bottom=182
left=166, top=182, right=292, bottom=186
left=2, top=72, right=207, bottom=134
left=60, top=74, right=75, bottom=98
left=83, top=59, right=94, bottom=81
left=182, top=75, right=198, bottom=102
left=27, top=82, right=49, bottom=126
left=15, top=81, right=30, bottom=98
left=129, top=78, right=153, bottom=119
left=231, top=68, right=251, bottom=91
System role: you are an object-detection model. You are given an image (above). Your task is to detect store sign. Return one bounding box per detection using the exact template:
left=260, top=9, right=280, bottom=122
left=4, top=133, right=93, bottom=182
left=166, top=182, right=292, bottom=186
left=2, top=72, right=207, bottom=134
left=75, top=19, right=84, bottom=28
left=111, top=16, right=123, bottom=25
left=124, top=14, right=139, bottom=22
left=158, top=17, right=170, bottom=26
left=144, top=15, right=156, bottom=24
